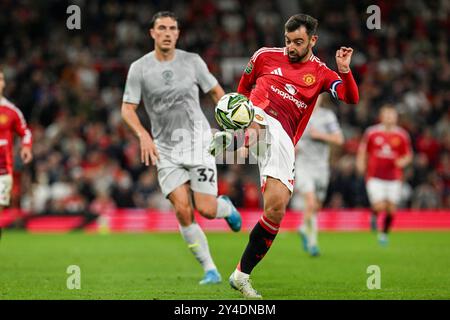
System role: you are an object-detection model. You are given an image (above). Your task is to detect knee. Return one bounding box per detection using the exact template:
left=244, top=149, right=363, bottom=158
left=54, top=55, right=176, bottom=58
left=196, top=203, right=216, bottom=220
left=305, top=196, right=317, bottom=212
left=174, top=202, right=194, bottom=226
left=386, top=203, right=396, bottom=215
left=373, top=202, right=386, bottom=213
left=264, top=199, right=287, bottom=225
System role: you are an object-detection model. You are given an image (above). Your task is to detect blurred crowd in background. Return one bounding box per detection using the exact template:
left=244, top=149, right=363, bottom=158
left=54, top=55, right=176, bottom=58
left=0, top=0, right=449, bottom=216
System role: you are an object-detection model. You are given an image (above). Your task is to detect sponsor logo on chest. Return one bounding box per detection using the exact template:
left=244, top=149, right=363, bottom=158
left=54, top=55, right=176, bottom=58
left=284, top=83, right=297, bottom=95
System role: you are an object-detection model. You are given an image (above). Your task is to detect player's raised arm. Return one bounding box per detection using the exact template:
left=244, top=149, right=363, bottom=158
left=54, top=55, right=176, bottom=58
left=335, top=47, right=353, bottom=73
left=326, top=47, right=359, bottom=104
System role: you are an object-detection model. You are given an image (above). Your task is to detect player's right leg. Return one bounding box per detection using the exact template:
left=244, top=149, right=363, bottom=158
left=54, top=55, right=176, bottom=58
left=167, top=183, right=221, bottom=285
left=379, top=180, right=401, bottom=245
left=229, top=177, right=291, bottom=299
left=294, top=169, right=314, bottom=252
left=303, top=191, right=320, bottom=256
left=366, top=178, right=387, bottom=233
left=158, top=155, right=221, bottom=284
left=381, top=202, right=396, bottom=244
left=382, top=180, right=402, bottom=242
left=229, top=108, right=294, bottom=299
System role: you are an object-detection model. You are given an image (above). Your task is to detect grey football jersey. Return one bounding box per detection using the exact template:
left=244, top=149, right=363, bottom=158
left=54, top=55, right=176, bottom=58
left=296, top=107, right=342, bottom=171
left=123, top=49, right=218, bottom=154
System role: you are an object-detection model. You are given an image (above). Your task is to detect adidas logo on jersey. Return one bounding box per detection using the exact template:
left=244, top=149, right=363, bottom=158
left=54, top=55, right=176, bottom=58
left=270, top=68, right=283, bottom=76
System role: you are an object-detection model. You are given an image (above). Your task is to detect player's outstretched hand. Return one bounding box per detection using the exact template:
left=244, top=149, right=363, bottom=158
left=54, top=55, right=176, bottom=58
left=209, top=131, right=233, bottom=157
left=20, top=146, right=33, bottom=164
left=336, top=47, right=353, bottom=73
left=138, top=131, right=159, bottom=166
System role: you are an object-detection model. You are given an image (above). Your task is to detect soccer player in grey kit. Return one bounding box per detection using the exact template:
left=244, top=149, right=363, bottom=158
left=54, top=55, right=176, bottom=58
left=294, top=94, right=344, bottom=257
left=121, top=11, right=242, bottom=285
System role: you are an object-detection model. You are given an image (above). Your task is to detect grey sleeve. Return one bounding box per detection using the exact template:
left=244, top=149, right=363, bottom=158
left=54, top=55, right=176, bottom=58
left=122, top=61, right=142, bottom=104
left=193, top=55, right=218, bottom=94
left=325, top=111, right=342, bottom=134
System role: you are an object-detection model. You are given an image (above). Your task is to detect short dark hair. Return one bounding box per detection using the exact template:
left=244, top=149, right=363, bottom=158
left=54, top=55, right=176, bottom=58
left=380, top=103, right=397, bottom=112
left=285, top=14, right=318, bottom=36
left=150, top=11, right=178, bottom=29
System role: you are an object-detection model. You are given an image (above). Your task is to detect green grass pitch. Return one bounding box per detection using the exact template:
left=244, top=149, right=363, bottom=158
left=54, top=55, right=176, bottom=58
left=1, top=231, right=449, bottom=299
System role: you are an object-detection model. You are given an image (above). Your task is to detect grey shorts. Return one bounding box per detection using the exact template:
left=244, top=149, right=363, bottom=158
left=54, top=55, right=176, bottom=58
left=156, top=151, right=218, bottom=197
left=295, top=166, right=330, bottom=202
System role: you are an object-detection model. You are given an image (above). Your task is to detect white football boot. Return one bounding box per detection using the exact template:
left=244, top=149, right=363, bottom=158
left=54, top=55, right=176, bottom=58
left=229, top=270, right=262, bottom=299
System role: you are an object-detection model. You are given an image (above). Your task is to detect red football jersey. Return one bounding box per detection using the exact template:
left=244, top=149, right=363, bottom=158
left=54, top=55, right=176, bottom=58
left=0, top=97, right=32, bottom=175
left=237, top=47, right=359, bottom=145
left=359, top=124, right=412, bottom=181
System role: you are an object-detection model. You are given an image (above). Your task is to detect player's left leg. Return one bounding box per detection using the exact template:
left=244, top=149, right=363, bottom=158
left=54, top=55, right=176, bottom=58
left=377, top=201, right=393, bottom=246
left=301, top=191, right=320, bottom=256
left=307, top=175, right=329, bottom=256
left=193, top=192, right=242, bottom=232
left=378, top=180, right=401, bottom=245
left=229, top=177, right=291, bottom=299
left=189, top=160, right=242, bottom=232
left=295, top=170, right=314, bottom=252
left=307, top=192, right=322, bottom=256
left=381, top=202, right=396, bottom=241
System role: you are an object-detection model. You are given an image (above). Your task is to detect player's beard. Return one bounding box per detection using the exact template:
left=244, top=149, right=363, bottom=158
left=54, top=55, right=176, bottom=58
left=288, top=43, right=311, bottom=63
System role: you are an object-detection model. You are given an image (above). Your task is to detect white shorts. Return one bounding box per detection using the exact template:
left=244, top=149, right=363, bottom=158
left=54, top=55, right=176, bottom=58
left=0, top=174, right=13, bottom=206
left=366, top=178, right=402, bottom=205
left=254, top=107, right=295, bottom=194
left=156, top=149, right=218, bottom=197
left=295, top=166, right=329, bottom=202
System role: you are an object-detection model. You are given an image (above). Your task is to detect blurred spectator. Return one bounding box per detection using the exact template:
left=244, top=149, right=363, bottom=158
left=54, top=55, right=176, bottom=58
left=412, top=174, right=443, bottom=209
left=415, top=128, right=441, bottom=166
left=90, top=189, right=117, bottom=216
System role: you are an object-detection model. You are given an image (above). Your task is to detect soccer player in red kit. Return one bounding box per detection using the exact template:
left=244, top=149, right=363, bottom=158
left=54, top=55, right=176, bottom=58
left=226, top=14, right=359, bottom=298
left=0, top=69, right=33, bottom=229
left=356, top=105, right=412, bottom=246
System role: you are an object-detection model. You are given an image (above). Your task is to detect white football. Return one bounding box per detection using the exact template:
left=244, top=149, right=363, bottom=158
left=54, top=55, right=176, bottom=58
left=214, top=93, right=255, bottom=130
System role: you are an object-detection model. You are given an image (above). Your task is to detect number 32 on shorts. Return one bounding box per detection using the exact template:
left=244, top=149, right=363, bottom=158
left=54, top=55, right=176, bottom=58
left=197, top=168, right=215, bottom=183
